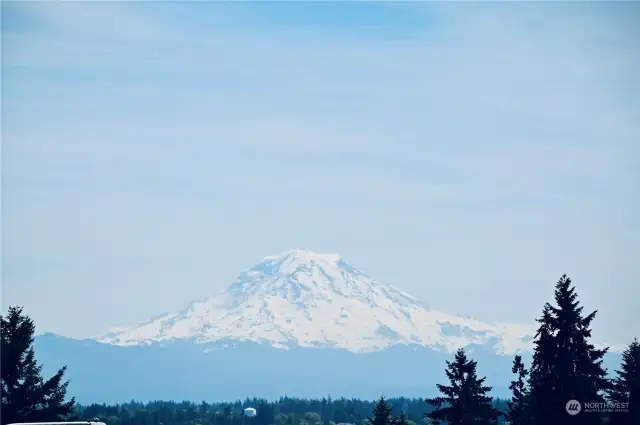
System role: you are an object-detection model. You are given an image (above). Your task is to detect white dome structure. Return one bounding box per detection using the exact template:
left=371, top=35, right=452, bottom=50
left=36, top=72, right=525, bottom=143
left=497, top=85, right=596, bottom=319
left=244, top=408, right=257, bottom=418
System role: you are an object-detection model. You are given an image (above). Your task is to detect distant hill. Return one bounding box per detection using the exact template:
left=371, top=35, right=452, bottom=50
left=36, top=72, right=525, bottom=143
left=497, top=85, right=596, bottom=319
left=35, top=333, right=622, bottom=404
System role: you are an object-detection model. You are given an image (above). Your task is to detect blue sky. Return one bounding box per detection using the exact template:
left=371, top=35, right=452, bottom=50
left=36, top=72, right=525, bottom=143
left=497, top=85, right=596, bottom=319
left=2, top=2, right=639, bottom=344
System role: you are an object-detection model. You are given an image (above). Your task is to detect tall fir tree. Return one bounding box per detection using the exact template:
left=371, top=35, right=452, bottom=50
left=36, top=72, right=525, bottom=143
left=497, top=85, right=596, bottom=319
left=607, top=337, right=640, bottom=425
left=506, top=355, right=530, bottom=425
left=528, top=275, right=610, bottom=425
left=526, top=304, right=555, bottom=424
left=367, top=396, right=393, bottom=425
left=425, top=348, right=501, bottom=425
left=1, top=306, right=75, bottom=425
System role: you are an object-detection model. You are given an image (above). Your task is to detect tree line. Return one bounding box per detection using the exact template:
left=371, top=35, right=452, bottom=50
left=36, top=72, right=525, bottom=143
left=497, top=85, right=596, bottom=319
left=70, top=396, right=511, bottom=425
left=2, top=274, right=639, bottom=425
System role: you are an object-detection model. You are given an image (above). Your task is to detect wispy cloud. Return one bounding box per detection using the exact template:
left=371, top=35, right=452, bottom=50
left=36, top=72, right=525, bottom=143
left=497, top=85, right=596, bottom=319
left=2, top=2, right=639, bottom=342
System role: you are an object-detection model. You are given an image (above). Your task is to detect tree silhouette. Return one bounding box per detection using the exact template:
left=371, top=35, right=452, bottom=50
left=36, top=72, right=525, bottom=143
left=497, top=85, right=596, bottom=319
left=426, top=348, right=500, bottom=425
left=528, top=275, right=610, bottom=425
left=607, top=337, right=640, bottom=425
left=367, top=396, right=393, bottom=425
left=1, top=306, right=75, bottom=425
left=506, top=354, right=530, bottom=425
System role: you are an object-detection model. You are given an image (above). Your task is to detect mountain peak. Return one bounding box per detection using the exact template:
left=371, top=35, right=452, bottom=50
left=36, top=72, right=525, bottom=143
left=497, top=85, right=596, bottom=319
left=262, top=249, right=342, bottom=266
left=237, top=249, right=360, bottom=286
left=227, top=249, right=371, bottom=301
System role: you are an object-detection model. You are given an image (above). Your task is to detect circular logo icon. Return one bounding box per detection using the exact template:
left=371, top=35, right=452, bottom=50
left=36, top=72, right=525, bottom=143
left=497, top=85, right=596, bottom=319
left=566, top=400, right=581, bottom=415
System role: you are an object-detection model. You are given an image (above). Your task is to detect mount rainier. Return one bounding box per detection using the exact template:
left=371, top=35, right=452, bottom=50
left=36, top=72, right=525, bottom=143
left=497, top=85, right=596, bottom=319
left=98, top=249, right=535, bottom=354
left=34, top=249, right=622, bottom=404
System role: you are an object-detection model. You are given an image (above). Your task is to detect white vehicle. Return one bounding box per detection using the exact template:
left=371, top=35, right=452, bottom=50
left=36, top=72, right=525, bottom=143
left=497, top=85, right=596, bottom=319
left=7, top=422, right=106, bottom=425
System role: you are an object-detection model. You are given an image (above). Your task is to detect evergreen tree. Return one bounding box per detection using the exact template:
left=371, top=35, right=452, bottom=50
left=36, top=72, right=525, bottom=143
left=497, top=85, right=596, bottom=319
left=257, top=401, right=276, bottom=425
left=425, top=348, right=500, bottom=425
left=506, top=355, right=529, bottom=425
left=1, top=306, right=75, bottom=425
left=367, top=396, right=393, bottom=425
left=393, top=412, right=409, bottom=425
left=526, top=304, right=555, bottom=425
left=528, top=275, right=610, bottom=425
left=607, top=337, right=640, bottom=425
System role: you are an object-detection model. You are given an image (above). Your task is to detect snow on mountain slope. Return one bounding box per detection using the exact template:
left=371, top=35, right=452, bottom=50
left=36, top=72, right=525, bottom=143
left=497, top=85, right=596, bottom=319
left=98, top=249, right=537, bottom=354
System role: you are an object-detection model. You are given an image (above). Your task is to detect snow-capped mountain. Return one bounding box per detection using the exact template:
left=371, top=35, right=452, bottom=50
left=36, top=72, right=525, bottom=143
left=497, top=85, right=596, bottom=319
left=37, top=249, right=624, bottom=403
left=98, top=249, right=536, bottom=355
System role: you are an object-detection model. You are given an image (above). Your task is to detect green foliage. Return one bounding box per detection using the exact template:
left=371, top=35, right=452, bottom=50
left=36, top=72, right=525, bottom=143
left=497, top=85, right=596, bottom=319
left=302, top=412, right=322, bottom=425
left=425, top=348, right=501, bottom=425
left=392, top=412, right=409, bottom=425
left=72, top=397, right=509, bottom=425
left=1, top=306, right=75, bottom=425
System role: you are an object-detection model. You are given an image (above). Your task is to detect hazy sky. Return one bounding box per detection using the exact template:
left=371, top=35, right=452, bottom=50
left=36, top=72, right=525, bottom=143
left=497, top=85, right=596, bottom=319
left=2, top=2, right=639, bottom=345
